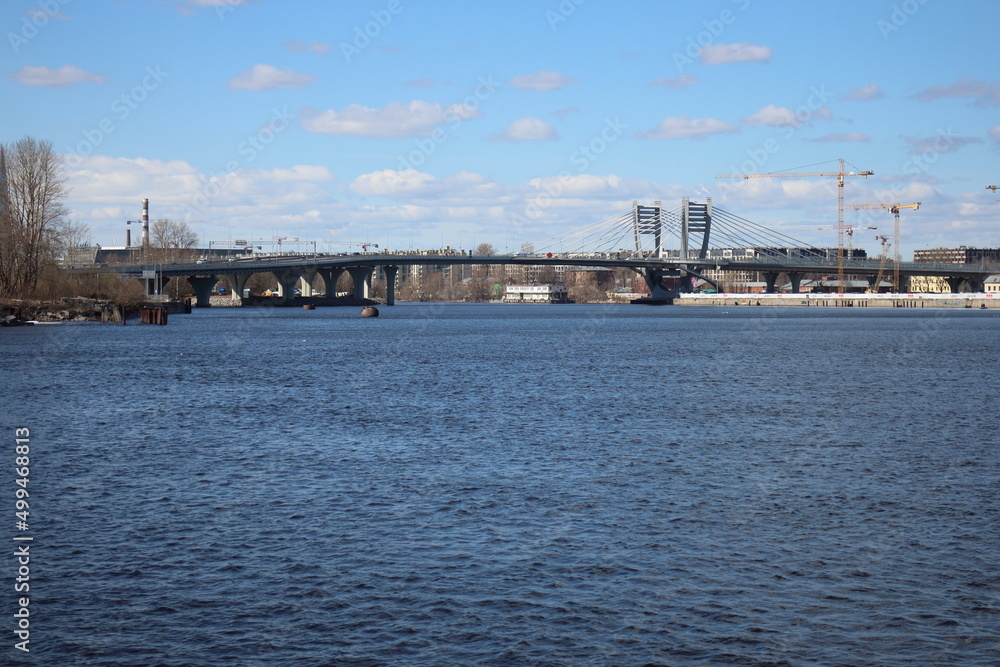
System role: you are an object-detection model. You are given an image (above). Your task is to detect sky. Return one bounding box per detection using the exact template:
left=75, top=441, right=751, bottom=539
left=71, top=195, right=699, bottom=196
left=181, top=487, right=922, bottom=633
left=3, top=0, right=999, bottom=259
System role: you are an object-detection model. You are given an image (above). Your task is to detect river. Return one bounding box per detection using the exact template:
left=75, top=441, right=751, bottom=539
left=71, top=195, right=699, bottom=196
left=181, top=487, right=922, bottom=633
left=5, top=304, right=999, bottom=665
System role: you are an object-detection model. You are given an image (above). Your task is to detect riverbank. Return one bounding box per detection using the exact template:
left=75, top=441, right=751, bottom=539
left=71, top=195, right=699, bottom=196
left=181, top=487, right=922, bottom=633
left=676, top=293, right=999, bottom=308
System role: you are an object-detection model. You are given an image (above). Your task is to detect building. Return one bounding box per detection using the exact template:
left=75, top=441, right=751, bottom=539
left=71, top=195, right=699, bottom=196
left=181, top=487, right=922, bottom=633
left=913, top=247, right=1000, bottom=265
left=502, top=284, right=570, bottom=303
left=986, top=275, right=1000, bottom=293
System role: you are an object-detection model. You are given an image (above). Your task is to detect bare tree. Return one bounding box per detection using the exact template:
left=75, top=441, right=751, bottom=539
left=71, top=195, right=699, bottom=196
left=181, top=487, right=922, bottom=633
left=474, top=242, right=497, bottom=257
left=55, top=219, right=91, bottom=256
left=0, top=137, right=68, bottom=298
left=150, top=219, right=198, bottom=262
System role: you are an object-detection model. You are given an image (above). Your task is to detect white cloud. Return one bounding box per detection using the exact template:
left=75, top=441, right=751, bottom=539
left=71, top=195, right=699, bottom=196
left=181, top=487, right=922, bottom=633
left=509, top=70, right=578, bottom=91
left=490, top=116, right=558, bottom=142
left=350, top=169, right=441, bottom=197
left=61, top=155, right=340, bottom=244
left=228, top=64, right=314, bottom=91
left=814, top=132, right=872, bottom=143
left=989, top=125, right=1000, bottom=143
left=843, top=84, right=883, bottom=101
left=284, top=41, right=331, bottom=55
left=914, top=79, right=1000, bottom=107
left=901, top=134, right=984, bottom=154
left=649, top=74, right=699, bottom=89
left=742, top=104, right=832, bottom=128
left=699, top=42, right=771, bottom=65
left=301, top=101, right=480, bottom=139
left=407, top=77, right=436, bottom=88
left=636, top=116, right=738, bottom=140
left=10, top=65, right=106, bottom=87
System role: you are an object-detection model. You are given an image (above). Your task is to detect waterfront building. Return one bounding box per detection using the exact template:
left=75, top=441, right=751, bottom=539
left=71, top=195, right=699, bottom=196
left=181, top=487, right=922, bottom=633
left=502, top=284, right=570, bottom=303
left=913, top=247, right=1000, bottom=264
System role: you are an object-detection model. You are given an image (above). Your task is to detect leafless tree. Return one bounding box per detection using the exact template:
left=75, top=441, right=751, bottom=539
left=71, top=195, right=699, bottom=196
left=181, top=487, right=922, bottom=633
left=0, top=137, right=68, bottom=298
left=55, top=219, right=91, bottom=255
left=150, top=219, right=199, bottom=262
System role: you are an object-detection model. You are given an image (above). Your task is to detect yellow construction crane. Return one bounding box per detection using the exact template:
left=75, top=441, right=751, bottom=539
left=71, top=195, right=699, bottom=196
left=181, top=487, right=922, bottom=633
left=869, top=235, right=891, bottom=293
left=845, top=202, right=920, bottom=292
left=717, top=158, right=874, bottom=290
left=773, top=224, right=877, bottom=259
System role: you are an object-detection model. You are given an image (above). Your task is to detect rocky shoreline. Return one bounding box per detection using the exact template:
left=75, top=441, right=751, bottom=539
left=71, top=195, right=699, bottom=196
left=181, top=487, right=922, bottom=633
left=2, top=297, right=126, bottom=325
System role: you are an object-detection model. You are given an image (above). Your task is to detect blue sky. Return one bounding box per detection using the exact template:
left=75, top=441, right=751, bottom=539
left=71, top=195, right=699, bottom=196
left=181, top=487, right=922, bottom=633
left=3, top=0, right=998, bottom=258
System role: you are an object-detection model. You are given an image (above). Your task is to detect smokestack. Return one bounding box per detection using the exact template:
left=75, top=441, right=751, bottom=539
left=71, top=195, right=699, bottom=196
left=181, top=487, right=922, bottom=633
left=141, top=198, right=150, bottom=250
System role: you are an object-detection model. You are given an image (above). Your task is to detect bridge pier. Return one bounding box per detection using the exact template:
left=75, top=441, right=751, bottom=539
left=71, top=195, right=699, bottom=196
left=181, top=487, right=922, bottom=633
left=348, top=266, right=373, bottom=300
left=319, top=268, right=345, bottom=297
left=642, top=268, right=679, bottom=301
left=299, top=269, right=317, bottom=297
left=946, top=275, right=986, bottom=293
left=187, top=275, right=218, bottom=308
left=140, top=275, right=170, bottom=297
left=763, top=272, right=779, bottom=294
left=221, top=273, right=249, bottom=304
left=384, top=265, right=398, bottom=305
left=274, top=271, right=301, bottom=302
left=788, top=272, right=802, bottom=294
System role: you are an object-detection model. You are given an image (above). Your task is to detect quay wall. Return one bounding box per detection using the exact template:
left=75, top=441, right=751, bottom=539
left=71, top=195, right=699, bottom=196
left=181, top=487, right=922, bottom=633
left=676, top=293, right=999, bottom=309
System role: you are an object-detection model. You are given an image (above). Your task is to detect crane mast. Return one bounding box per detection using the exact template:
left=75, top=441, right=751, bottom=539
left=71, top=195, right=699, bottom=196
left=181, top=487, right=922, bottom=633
left=717, top=158, right=874, bottom=291
left=846, top=202, right=920, bottom=292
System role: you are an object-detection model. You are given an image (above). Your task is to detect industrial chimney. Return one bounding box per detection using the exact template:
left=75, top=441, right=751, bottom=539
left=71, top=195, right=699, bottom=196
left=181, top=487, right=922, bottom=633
left=141, top=198, right=150, bottom=251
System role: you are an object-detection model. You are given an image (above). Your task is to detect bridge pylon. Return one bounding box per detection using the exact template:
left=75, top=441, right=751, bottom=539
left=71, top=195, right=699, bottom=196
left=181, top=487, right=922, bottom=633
left=681, top=197, right=712, bottom=261
left=632, top=200, right=663, bottom=257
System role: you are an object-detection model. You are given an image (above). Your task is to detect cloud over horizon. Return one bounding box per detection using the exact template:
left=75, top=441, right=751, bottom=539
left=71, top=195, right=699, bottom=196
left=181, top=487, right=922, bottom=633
left=301, top=101, right=481, bottom=139
left=490, top=116, right=558, bottom=142
left=699, top=42, right=771, bottom=65
left=509, top=70, right=578, bottom=91
left=228, top=64, right=315, bottom=91
left=637, top=116, right=739, bottom=140
left=10, top=65, right=107, bottom=87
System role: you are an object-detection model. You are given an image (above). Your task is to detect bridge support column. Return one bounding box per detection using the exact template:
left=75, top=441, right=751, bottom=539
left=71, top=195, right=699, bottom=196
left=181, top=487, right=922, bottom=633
left=141, top=275, right=171, bottom=297
left=967, top=276, right=985, bottom=293
left=348, top=266, right=373, bottom=300
left=788, top=272, right=802, bottom=294
left=299, top=269, right=317, bottom=297
left=221, top=273, right=249, bottom=304
left=384, top=265, right=398, bottom=305
left=187, top=275, right=218, bottom=308
left=763, top=272, right=779, bottom=294
left=897, top=275, right=910, bottom=293
left=945, top=276, right=963, bottom=293
left=274, top=271, right=301, bottom=303
left=642, top=268, right=679, bottom=302
left=319, top=268, right=345, bottom=298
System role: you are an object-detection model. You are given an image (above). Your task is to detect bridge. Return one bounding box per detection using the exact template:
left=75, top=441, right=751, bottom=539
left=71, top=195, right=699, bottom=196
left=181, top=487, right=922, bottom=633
left=99, top=199, right=994, bottom=306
